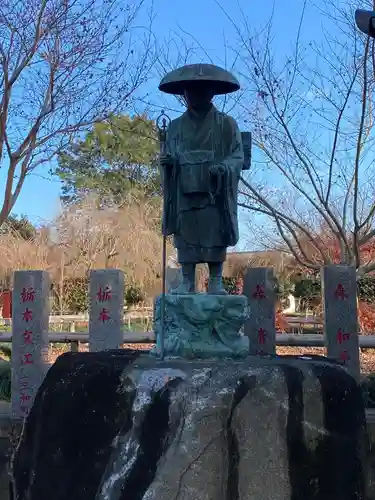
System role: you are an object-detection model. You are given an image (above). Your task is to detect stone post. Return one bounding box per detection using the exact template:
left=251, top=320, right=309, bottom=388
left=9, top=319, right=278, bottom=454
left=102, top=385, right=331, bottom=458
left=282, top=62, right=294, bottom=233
left=11, top=271, right=50, bottom=419
left=321, top=265, right=360, bottom=380
left=243, top=267, right=276, bottom=355
left=89, top=270, right=124, bottom=352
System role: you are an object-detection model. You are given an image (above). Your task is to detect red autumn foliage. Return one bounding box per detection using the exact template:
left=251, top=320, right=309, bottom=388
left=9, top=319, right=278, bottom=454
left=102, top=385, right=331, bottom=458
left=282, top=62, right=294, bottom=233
left=294, top=226, right=375, bottom=273
left=358, top=302, right=375, bottom=334
left=293, top=231, right=375, bottom=333
left=275, top=309, right=290, bottom=332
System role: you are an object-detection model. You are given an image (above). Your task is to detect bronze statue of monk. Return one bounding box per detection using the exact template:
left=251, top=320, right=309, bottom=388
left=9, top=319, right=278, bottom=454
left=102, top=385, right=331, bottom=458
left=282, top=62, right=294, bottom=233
left=159, top=64, right=244, bottom=295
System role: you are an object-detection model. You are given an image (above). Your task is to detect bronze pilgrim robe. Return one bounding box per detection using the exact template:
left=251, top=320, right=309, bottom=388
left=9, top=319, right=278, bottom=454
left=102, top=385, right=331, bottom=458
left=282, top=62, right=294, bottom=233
left=161, top=105, right=244, bottom=264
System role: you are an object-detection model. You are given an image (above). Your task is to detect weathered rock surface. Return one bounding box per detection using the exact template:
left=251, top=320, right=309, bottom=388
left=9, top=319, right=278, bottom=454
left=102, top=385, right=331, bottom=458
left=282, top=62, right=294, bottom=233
left=11, top=351, right=368, bottom=500
left=152, top=293, right=249, bottom=358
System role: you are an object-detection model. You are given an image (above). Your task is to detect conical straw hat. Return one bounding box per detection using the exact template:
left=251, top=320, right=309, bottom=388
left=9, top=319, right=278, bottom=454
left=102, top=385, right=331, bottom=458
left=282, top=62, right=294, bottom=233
left=159, top=63, right=240, bottom=96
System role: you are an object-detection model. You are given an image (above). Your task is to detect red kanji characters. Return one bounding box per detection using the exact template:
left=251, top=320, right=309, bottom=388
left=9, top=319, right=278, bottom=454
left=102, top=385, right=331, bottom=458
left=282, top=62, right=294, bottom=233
left=258, top=328, right=266, bottom=345
left=20, top=393, right=31, bottom=404
left=99, top=308, right=110, bottom=322
left=22, top=308, right=33, bottom=322
left=21, top=287, right=35, bottom=303
left=336, top=328, right=350, bottom=344
left=334, top=283, right=348, bottom=300
left=97, top=286, right=112, bottom=302
left=340, top=350, right=350, bottom=362
left=23, top=330, right=33, bottom=344
left=252, top=285, right=266, bottom=299
left=21, top=353, right=33, bottom=365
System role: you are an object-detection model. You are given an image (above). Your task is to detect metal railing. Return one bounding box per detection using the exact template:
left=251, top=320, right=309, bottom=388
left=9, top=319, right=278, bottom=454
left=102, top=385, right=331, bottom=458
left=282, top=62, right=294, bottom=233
left=1, top=331, right=375, bottom=348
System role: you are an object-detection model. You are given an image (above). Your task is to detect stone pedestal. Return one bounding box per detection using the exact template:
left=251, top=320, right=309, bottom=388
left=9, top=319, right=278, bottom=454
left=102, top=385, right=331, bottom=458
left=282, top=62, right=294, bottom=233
left=10, top=351, right=368, bottom=500
left=151, top=293, right=250, bottom=358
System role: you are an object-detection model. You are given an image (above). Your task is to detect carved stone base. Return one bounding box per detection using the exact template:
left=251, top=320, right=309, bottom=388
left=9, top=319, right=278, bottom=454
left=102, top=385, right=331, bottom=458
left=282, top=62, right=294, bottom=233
left=151, top=293, right=249, bottom=358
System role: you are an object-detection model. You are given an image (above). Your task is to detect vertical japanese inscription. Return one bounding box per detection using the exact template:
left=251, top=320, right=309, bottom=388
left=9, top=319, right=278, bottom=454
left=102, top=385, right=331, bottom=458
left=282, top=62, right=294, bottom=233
left=253, top=284, right=267, bottom=353
left=11, top=271, right=50, bottom=419
left=97, top=285, right=112, bottom=323
left=19, top=286, right=35, bottom=415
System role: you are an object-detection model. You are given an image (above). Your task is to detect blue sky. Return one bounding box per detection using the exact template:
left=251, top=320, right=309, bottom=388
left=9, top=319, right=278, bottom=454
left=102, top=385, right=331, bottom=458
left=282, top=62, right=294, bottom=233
left=6, top=0, right=331, bottom=242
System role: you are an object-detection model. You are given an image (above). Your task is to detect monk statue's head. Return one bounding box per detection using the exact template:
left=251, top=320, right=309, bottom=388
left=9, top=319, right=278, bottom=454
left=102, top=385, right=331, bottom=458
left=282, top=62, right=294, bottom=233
left=183, top=81, right=214, bottom=112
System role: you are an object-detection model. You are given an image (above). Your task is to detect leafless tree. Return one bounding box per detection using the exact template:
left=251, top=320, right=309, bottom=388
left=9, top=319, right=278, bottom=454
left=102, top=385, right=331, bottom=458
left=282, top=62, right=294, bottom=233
left=150, top=29, right=245, bottom=116
left=51, top=195, right=170, bottom=293
left=218, top=0, right=375, bottom=276
left=0, top=232, right=50, bottom=288
left=0, top=193, right=170, bottom=306
left=0, top=0, right=155, bottom=224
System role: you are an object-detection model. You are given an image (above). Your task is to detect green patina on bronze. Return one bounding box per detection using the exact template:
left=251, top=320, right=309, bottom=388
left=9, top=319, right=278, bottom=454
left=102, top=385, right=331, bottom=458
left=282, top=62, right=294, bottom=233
left=159, top=63, right=243, bottom=296
left=152, top=293, right=249, bottom=358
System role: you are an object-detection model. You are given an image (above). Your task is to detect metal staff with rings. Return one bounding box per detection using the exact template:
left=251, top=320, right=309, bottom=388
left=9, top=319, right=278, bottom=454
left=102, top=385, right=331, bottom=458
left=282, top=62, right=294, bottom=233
left=156, top=110, right=172, bottom=360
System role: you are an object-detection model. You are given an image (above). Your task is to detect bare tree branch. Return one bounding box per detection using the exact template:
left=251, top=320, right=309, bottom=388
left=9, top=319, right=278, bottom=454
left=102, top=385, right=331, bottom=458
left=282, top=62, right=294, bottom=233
left=0, top=0, right=155, bottom=225
left=221, top=0, right=375, bottom=275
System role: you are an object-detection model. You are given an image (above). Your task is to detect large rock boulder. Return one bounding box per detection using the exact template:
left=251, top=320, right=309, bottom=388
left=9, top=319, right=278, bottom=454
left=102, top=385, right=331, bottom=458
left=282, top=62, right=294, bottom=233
left=10, top=350, right=368, bottom=500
